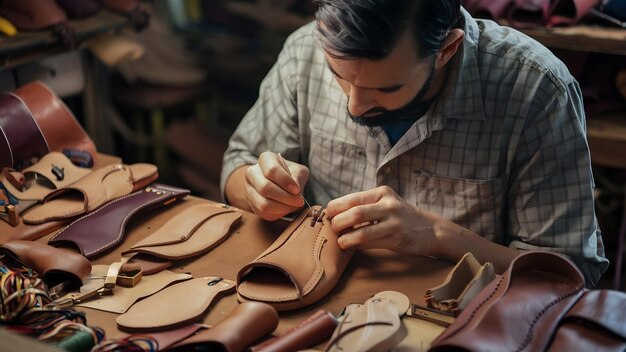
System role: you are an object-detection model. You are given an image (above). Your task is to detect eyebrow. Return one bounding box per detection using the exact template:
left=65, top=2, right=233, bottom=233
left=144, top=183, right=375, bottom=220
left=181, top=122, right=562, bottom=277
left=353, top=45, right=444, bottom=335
left=326, top=62, right=404, bottom=92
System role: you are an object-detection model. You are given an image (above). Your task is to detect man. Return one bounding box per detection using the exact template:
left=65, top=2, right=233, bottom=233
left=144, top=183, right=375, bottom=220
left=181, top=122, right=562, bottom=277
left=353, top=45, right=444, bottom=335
left=221, top=0, right=608, bottom=287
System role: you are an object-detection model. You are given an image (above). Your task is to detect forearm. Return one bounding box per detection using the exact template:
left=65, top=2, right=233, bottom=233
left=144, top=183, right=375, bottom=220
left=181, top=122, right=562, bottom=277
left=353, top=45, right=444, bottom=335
left=224, top=165, right=253, bottom=212
left=429, top=212, right=520, bottom=273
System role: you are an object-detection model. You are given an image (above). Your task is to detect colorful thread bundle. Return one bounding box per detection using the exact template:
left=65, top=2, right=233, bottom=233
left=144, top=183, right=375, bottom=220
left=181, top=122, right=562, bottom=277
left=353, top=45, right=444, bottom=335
left=0, top=257, right=104, bottom=351
left=92, top=335, right=159, bottom=352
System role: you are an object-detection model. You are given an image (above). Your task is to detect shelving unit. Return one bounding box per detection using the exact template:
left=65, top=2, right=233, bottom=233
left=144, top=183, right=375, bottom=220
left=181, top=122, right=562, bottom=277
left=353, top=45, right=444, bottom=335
left=0, top=9, right=131, bottom=153
left=517, top=25, right=626, bottom=169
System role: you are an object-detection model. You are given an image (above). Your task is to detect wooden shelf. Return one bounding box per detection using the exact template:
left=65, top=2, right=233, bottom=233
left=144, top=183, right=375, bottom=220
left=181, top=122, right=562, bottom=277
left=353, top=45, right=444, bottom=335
left=587, top=113, right=626, bottom=169
left=519, top=25, right=626, bottom=56
left=0, top=9, right=128, bottom=70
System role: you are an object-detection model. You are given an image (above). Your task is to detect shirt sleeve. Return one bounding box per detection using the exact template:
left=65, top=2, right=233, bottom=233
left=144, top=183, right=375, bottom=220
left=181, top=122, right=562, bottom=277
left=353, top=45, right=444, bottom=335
left=506, top=80, right=609, bottom=287
left=219, top=32, right=303, bottom=200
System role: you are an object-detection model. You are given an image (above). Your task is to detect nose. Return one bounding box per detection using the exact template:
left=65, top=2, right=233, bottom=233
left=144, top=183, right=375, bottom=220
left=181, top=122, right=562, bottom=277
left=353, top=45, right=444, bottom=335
left=347, top=85, right=376, bottom=117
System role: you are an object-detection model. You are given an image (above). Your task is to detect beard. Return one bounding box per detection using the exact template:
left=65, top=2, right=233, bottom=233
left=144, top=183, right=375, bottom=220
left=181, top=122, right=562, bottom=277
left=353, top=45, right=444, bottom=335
left=348, top=59, right=437, bottom=128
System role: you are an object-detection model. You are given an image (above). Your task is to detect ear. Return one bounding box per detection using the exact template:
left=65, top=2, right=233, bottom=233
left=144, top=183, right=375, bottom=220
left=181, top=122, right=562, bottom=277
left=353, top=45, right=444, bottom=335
left=435, top=29, right=465, bottom=69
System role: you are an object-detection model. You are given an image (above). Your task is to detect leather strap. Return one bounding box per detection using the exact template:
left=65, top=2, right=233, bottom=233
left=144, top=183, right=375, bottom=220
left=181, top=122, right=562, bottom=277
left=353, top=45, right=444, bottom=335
left=116, top=276, right=236, bottom=332
left=0, top=93, right=49, bottom=168
left=48, top=184, right=189, bottom=258
left=61, top=265, right=192, bottom=313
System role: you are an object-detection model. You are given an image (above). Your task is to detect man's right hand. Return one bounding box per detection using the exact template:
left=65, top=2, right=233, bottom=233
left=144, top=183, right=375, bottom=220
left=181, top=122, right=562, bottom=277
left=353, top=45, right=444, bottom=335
left=225, top=152, right=310, bottom=221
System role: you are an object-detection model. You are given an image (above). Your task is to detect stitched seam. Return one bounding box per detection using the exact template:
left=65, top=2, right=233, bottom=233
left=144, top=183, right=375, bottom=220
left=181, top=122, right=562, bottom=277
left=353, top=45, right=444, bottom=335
left=514, top=284, right=584, bottom=352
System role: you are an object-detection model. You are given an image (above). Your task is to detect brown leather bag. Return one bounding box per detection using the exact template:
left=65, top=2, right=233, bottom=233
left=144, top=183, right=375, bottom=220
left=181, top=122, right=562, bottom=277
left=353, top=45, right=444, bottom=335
left=429, top=251, right=626, bottom=352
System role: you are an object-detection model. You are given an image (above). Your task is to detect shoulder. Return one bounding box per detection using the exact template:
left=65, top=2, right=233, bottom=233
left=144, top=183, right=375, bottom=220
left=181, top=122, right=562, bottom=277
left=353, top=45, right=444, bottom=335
left=474, top=19, right=574, bottom=93
left=281, top=21, right=319, bottom=60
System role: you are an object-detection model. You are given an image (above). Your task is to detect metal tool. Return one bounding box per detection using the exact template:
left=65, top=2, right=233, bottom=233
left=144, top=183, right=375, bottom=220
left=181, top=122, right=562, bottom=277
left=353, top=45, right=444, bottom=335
left=276, top=153, right=316, bottom=221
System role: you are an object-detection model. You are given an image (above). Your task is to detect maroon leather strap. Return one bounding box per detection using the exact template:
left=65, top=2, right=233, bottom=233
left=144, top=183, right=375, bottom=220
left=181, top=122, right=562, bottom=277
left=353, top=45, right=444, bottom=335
left=0, top=94, right=49, bottom=168
left=49, top=184, right=190, bottom=258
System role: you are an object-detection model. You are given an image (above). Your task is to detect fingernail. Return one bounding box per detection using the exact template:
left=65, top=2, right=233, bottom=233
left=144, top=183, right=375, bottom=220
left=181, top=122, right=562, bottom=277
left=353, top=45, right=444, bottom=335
left=288, top=184, right=300, bottom=194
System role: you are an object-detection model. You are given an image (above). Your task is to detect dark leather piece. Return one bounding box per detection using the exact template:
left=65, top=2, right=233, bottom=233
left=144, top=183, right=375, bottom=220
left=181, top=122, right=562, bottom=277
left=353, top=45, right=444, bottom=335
left=0, top=0, right=66, bottom=30
left=169, top=301, right=279, bottom=352
left=56, top=0, right=100, bottom=19
left=250, top=309, right=338, bottom=352
left=48, top=184, right=189, bottom=258
left=508, top=0, right=552, bottom=27
left=430, top=252, right=586, bottom=352
left=14, top=81, right=96, bottom=160
left=547, top=290, right=626, bottom=351
left=548, top=0, right=601, bottom=27
left=0, top=240, right=91, bottom=289
left=0, top=94, right=49, bottom=169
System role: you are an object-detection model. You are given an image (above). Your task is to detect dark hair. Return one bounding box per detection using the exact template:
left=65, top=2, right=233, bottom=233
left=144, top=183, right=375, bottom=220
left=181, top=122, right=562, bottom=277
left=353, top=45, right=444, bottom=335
left=314, top=0, right=464, bottom=60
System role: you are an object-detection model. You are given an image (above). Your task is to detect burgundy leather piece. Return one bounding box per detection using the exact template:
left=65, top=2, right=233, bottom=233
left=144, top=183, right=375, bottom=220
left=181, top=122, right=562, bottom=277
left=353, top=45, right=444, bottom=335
left=430, top=252, right=586, bottom=352
left=169, top=302, right=279, bottom=352
left=0, top=0, right=66, bottom=30
left=0, top=94, right=49, bottom=169
left=0, top=240, right=91, bottom=289
left=101, top=0, right=139, bottom=13
left=14, top=81, right=96, bottom=160
left=508, top=0, right=552, bottom=27
left=548, top=0, right=601, bottom=27
left=546, top=290, right=626, bottom=351
left=56, top=0, right=101, bottom=19
left=250, top=309, right=338, bottom=352
left=48, top=184, right=190, bottom=258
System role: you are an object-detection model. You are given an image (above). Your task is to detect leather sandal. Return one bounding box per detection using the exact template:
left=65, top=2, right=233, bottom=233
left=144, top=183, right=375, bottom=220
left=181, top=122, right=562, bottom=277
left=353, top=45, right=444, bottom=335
left=324, top=291, right=410, bottom=352
left=1, top=152, right=91, bottom=204
left=23, top=162, right=158, bottom=224
left=237, top=206, right=354, bottom=312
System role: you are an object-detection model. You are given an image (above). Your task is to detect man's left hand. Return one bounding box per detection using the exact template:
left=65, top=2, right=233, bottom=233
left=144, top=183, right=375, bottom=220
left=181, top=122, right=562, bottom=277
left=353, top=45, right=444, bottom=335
left=326, top=186, right=439, bottom=255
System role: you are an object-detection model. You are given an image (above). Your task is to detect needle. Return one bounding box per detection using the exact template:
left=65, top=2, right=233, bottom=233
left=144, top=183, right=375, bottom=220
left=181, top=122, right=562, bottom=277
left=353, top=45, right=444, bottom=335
left=277, top=153, right=315, bottom=217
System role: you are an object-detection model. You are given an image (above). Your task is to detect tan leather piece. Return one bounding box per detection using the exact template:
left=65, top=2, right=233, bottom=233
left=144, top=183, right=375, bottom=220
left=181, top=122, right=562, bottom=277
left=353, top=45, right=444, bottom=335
left=325, top=291, right=410, bottom=352
left=125, top=253, right=172, bottom=275
left=23, top=162, right=158, bottom=224
left=237, top=206, right=354, bottom=312
left=116, top=276, right=236, bottom=332
left=170, top=302, right=279, bottom=352
left=0, top=240, right=91, bottom=289
left=122, top=204, right=242, bottom=260
left=1, top=152, right=91, bottom=202
left=425, top=252, right=496, bottom=315
left=61, top=265, right=192, bottom=313
left=85, top=34, right=145, bottom=67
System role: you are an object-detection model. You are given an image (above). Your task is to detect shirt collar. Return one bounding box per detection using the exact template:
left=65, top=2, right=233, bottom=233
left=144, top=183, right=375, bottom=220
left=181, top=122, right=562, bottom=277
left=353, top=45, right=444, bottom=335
left=430, top=8, right=485, bottom=123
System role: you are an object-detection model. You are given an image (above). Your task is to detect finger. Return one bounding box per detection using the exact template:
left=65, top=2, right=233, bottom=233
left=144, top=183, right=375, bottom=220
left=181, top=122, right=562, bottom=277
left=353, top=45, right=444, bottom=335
left=246, top=183, right=300, bottom=220
left=246, top=164, right=304, bottom=208
left=336, top=220, right=388, bottom=250
left=259, top=153, right=301, bottom=195
left=330, top=202, right=386, bottom=235
left=326, top=188, right=384, bottom=218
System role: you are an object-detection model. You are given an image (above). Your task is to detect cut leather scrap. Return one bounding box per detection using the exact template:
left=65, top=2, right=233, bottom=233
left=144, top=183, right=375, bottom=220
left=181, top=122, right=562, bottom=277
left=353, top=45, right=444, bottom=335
left=148, top=324, right=208, bottom=351
left=425, top=252, right=495, bottom=315
left=125, top=253, right=172, bottom=275
left=430, top=252, right=586, bottom=352
left=169, top=301, right=279, bottom=352
left=325, top=291, right=410, bottom=352
left=237, top=206, right=354, bottom=312
left=250, top=309, right=338, bottom=352
left=60, top=264, right=192, bottom=313
left=547, top=0, right=601, bottom=27
left=116, top=276, right=236, bottom=332
left=48, top=184, right=190, bottom=258
left=1, top=152, right=91, bottom=203
left=0, top=240, right=91, bottom=290
left=23, top=162, right=158, bottom=224
left=122, top=203, right=242, bottom=260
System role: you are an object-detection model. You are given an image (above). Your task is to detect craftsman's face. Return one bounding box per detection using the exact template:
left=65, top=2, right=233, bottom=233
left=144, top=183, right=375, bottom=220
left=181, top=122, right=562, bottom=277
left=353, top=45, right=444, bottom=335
left=323, top=32, right=437, bottom=124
